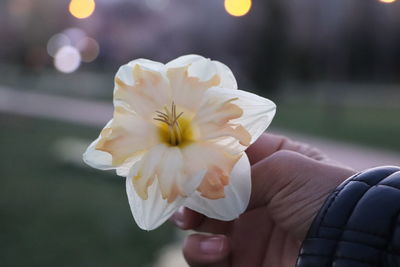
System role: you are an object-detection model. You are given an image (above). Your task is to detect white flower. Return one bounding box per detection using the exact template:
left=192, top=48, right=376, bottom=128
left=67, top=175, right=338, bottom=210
left=83, top=55, right=276, bottom=230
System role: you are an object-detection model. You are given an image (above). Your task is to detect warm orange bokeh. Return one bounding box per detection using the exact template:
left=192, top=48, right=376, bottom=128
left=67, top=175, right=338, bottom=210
left=68, top=0, right=95, bottom=19
left=224, top=0, right=252, bottom=17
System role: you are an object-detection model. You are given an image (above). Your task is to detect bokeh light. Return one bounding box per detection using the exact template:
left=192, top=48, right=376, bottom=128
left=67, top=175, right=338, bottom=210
left=47, top=33, right=71, bottom=57
left=68, top=0, right=96, bottom=19
left=77, top=37, right=100, bottom=63
left=63, top=28, right=86, bottom=46
left=224, top=0, right=252, bottom=17
left=379, top=0, right=397, bottom=3
left=54, top=46, right=81, bottom=73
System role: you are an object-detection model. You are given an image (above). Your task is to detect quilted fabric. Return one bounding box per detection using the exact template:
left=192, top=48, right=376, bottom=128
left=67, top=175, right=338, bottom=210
left=296, top=166, right=400, bottom=267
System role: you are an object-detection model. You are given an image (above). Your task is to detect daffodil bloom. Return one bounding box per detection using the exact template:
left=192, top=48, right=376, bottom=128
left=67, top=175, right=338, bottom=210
left=83, top=55, right=276, bottom=230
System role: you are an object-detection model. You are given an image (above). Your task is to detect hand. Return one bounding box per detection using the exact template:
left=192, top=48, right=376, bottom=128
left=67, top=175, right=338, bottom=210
left=170, top=133, right=355, bottom=267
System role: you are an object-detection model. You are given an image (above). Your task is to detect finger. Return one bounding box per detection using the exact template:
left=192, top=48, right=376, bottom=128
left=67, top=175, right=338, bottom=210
left=170, top=207, right=205, bottom=230
left=194, top=219, right=232, bottom=235
left=281, top=140, right=328, bottom=161
left=229, top=207, right=275, bottom=267
left=170, top=207, right=232, bottom=234
left=248, top=149, right=354, bottom=210
left=246, top=133, right=328, bottom=165
left=246, top=133, right=286, bottom=165
left=247, top=150, right=317, bottom=210
left=183, top=234, right=230, bottom=267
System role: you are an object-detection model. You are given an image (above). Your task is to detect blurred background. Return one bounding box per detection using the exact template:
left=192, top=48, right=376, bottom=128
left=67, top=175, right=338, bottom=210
left=1, top=0, right=400, bottom=266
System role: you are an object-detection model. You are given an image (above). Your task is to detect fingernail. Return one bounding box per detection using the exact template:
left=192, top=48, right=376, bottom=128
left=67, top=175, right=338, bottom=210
left=171, top=206, right=185, bottom=227
left=199, top=236, right=224, bottom=254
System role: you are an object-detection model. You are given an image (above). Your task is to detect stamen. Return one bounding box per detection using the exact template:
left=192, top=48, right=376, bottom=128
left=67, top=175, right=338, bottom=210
left=154, top=102, right=184, bottom=146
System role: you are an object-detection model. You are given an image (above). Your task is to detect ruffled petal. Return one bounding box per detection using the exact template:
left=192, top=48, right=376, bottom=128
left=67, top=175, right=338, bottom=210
left=114, top=60, right=170, bottom=118
left=197, top=166, right=229, bottom=199
left=176, top=170, right=207, bottom=197
left=116, top=58, right=165, bottom=86
left=115, top=154, right=144, bottom=177
left=83, top=119, right=114, bottom=170
left=194, top=96, right=251, bottom=148
left=129, top=144, right=168, bottom=199
left=166, top=67, right=220, bottom=112
left=212, top=60, right=237, bottom=89
left=157, top=147, right=184, bottom=202
left=166, top=54, right=237, bottom=89
left=181, top=142, right=240, bottom=200
left=204, top=87, right=276, bottom=144
left=95, top=106, right=158, bottom=166
left=166, top=54, right=205, bottom=69
left=184, top=153, right=251, bottom=221
left=128, top=144, right=204, bottom=204
left=126, top=175, right=184, bottom=231
left=199, top=124, right=251, bottom=148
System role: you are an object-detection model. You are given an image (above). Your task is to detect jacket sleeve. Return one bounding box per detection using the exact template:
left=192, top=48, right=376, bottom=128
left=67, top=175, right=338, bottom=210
left=296, top=166, right=400, bottom=267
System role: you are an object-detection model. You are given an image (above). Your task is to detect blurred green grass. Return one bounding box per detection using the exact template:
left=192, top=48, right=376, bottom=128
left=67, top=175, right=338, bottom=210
left=0, top=115, right=175, bottom=267
left=274, top=101, right=400, bottom=152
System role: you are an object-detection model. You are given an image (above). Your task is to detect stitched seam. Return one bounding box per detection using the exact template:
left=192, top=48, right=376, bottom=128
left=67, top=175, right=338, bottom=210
left=317, top=175, right=358, bottom=236
left=381, top=171, right=400, bottom=258
left=353, top=170, right=400, bottom=186
left=378, top=184, right=400, bottom=191
left=317, top=191, right=340, bottom=237
left=355, top=179, right=374, bottom=186
left=299, top=253, right=376, bottom=266
left=357, top=180, right=400, bottom=192
left=320, top=224, right=388, bottom=239
left=330, top=182, right=374, bottom=262
left=383, top=206, right=400, bottom=257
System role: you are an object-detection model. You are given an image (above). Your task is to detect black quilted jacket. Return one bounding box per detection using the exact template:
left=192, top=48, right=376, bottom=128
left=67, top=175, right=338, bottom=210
left=296, top=166, right=400, bottom=267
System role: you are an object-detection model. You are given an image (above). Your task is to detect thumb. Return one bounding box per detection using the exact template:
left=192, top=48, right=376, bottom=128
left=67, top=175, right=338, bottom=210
left=248, top=150, right=354, bottom=239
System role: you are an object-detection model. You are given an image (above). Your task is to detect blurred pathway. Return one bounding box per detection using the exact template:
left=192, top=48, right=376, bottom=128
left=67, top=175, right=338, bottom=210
left=271, top=130, right=400, bottom=171
left=0, top=86, right=112, bottom=126
left=0, top=86, right=399, bottom=171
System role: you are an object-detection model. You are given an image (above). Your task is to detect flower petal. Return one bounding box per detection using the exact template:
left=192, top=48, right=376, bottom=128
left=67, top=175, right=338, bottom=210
left=187, top=57, right=218, bottom=82
left=95, top=107, right=158, bottom=166
left=176, top=170, right=207, bottom=197
left=204, top=87, right=276, bottom=144
left=115, top=154, right=144, bottom=177
left=179, top=143, right=239, bottom=198
left=83, top=135, right=113, bottom=170
left=166, top=67, right=219, bottom=112
left=129, top=144, right=168, bottom=199
left=114, top=60, right=170, bottom=118
left=181, top=142, right=240, bottom=183
left=83, top=119, right=114, bottom=170
left=116, top=58, right=165, bottom=87
left=194, top=96, right=251, bottom=148
left=166, top=54, right=237, bottom=89
left=212, top=60, right=237, bottom=89
left=184, top=153, right=251, bottom=221
left=157, top=147, right=184, bottom=202
left=83, top=119, right=147, bottom=175
left=166, top=54, right=205, bottom=69
left=126, top=175, right=184, bottom=230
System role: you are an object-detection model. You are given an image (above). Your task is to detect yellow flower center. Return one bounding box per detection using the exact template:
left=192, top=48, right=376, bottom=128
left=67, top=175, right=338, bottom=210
left=154, top=102, right=194, bottom=147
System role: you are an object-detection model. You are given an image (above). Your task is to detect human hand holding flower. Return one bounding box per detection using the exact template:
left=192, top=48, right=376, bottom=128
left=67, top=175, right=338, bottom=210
left=83, top=55, right=276, bottom=230
left=171, top=133, right=355, bottom=267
